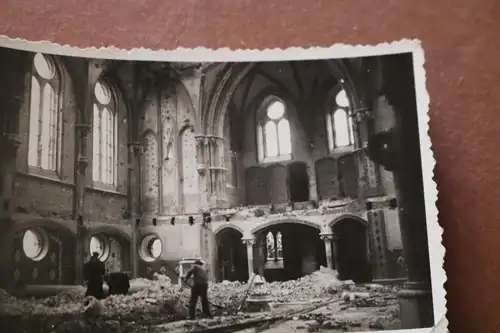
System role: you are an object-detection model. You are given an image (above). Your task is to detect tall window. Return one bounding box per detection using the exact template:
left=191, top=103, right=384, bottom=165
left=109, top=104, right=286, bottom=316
left=257, top=99, right=292, bottom=163
left=326, top=89, right=355, bottom=151
left=92, top=81, right=118, bottom=186
left=265, top=231, right=283, bottom=261
left=28, top=53, right=62, bottom=172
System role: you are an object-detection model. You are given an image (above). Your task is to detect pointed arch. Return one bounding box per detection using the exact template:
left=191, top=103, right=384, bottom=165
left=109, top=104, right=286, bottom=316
left=91, top=77, right=123, bottom=188
left=325, top=85, right=356, bottom=151
left=256, top=95, right=292, bottom=163
left=28, top=53, right=64, bottom=173
left=204, top=60, right=367, bottom=139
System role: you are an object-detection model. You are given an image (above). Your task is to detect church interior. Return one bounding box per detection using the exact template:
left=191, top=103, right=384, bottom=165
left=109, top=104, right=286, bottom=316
left=0, top=47, right=434, bottom=329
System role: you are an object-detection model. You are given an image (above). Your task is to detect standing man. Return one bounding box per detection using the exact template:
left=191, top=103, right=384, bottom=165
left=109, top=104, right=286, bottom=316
left=83, top=252, right=106, bottom=299
left=184, top=260, right=212, bottom=320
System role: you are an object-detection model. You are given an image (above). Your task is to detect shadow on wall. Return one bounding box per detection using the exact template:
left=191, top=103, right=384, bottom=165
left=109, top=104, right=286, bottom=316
left=12, top=227, right=76, bottom=286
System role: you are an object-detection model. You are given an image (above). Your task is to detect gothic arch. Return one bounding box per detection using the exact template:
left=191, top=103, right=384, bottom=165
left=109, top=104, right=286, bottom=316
left=213, top=223, right=245, bottom=237
left=204, top=60, right=367, bottom=138
left=329, top=214, right=368, bottom=228
left=176, top=81, right=198, bottom=128
left=251, top=218, right=321, bottom=235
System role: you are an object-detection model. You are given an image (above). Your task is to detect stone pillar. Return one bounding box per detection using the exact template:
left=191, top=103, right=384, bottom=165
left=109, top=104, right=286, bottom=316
left=128, top=142, right=142, bottom=278
left=74, top=61, right=103, bottom=285
left=74, top=128, right=90, bottom=285
left=195, top=135, right=209, bottom=210
left=0, top=48, right=31, bottom=290
left=376, top=53, right=434, bottom=329
left=257, top=236, right=265, bottom=277
left=320, top=234, right=334, bottom=270
left=0, top=135, right=21, bottom=290
left=242, top=238, right=255, bottom=280
left=307, top=163, right=318, bottom=202
left=331, top=234, right=340, bottom=272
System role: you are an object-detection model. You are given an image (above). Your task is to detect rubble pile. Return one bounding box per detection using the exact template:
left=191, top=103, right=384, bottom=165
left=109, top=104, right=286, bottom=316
left=267, top=266, right=350, bottom=302
left=0, top=268, right=400, bottom=333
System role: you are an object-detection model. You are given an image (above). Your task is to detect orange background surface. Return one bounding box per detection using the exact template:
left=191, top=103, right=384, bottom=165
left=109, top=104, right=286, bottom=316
left=1, top=1, right=499, bottom=332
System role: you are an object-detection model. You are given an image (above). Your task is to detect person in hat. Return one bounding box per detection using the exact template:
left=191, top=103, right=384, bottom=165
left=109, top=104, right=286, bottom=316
left=184, top=260, right=212, bottom=319
left=83, top=252, right=106, bottom=299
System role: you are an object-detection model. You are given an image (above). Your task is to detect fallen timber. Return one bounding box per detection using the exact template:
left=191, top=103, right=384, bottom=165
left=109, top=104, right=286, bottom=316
left=182, top=297, right=340, bottom=333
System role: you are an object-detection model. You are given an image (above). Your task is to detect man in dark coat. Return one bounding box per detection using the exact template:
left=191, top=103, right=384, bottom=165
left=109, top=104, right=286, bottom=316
left=83, top=252, right=106, bottom=299
left=106, top=272, right=131, bottom=296
left=184, top=260, right=212, bottom=319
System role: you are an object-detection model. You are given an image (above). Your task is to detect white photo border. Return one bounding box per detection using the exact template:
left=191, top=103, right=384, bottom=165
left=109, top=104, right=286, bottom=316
left=0, top=36, right=446, bottom=333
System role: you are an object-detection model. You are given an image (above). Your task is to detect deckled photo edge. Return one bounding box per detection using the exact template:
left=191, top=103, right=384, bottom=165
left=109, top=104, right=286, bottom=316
left=0, top=35, right=446, bottom=333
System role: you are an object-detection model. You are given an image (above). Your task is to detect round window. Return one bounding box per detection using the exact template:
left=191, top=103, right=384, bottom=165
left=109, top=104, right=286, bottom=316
left=266, top=100, right=285, bottom=120
left=335, top=89, right=349, bottom=107
left=33, top=53, right=55, bottom=80
left=89, top=234, right=110, bottom=261
left=139, top=235, right=162, bottom=262
left=22, top=228, right=48, bottom=261
left=94, top=81, right=112, bottom=105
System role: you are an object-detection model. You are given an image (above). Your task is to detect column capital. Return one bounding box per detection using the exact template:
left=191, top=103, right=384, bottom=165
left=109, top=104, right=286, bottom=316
left=128, top=142, right=143, bottom=156
left=242, top=238, right=255, bottom=246
left=75, top=124, right=92, bottom=137
left=320, top=233, right=338, bottom=241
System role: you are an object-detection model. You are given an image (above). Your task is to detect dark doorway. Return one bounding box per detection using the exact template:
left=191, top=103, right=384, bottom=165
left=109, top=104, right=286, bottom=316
left=215, top=229, right=248, bottom=282
left=287, top=162, right=310, bottom=202
left=258, top=223, right=326, bottom=282
left=332, top=219, right=372, bottom=283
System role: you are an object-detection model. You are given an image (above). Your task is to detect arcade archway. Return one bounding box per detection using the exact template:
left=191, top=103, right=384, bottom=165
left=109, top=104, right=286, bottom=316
left=214, top=228, right=248, bottom=282
left=331, top=218, right=372, bottom=283
left=254, top=222, right=326, bottom=282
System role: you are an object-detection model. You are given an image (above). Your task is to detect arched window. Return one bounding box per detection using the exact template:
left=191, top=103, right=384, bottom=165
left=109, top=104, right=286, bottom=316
left=257, top=99, right=292, bottom=163
left=92, top=80, right=118, bottom=186
left=28, top=53, right=62, bottom=172
left=276, top=232, right=283, bottom=259
left=326, top=89, right=355, bottom=151
left=265, top=230, right=284, bottom=261
left=266, top=231, right=275, bottom=260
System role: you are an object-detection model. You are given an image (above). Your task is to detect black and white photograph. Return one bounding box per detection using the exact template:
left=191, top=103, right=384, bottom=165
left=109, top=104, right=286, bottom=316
left=0, top=40, right=445, bottom=333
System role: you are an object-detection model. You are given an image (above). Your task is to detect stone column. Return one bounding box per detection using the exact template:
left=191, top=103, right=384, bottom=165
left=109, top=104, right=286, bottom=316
left=320, top=234, right=334, bottom=270
left=242, top=238, right=255, bottom=280
left=377, top=54, right=434, bottom=329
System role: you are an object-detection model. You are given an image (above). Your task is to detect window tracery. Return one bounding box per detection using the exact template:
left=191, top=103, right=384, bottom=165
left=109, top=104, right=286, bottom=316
left=265, top=230, right=283, bottom=261
left=28, top=53, right=62, bottom=172
left=92, top=80, right=118, bottom=186
left=326, top=89, right=355, bottom=151
left=257, top=98, right=292, bottom=163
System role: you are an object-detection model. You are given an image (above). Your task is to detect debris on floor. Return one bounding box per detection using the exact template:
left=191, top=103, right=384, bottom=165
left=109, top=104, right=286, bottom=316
left=0, top=267, right=402, bottom=333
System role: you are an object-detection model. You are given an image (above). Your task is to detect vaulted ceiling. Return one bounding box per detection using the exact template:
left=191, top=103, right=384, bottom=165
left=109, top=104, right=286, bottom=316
left=229, top=60, right=337, bottom=115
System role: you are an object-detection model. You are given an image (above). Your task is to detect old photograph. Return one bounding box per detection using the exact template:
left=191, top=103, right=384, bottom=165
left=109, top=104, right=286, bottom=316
left=0, top=40, right=444, bottom=332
